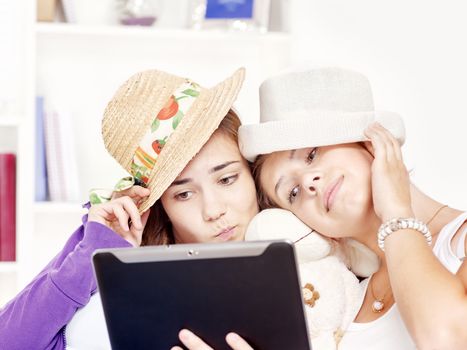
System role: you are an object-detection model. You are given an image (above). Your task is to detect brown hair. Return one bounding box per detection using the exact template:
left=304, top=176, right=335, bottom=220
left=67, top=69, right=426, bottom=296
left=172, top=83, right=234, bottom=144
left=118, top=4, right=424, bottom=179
left=141, top=108, right=241, bottom=246
left=250, top=154, right=279, bottom=211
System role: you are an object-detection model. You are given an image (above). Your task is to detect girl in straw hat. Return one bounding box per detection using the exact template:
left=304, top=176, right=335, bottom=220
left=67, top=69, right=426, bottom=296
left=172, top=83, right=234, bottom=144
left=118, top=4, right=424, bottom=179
left=237, top=66, right=467, bottom=349
left=0, top=69, right=258, bottom=350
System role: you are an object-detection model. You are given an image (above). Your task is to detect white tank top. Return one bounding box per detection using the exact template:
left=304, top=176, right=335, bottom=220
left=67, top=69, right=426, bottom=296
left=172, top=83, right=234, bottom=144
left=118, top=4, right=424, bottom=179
left=339, top=212, right=467, bottom=350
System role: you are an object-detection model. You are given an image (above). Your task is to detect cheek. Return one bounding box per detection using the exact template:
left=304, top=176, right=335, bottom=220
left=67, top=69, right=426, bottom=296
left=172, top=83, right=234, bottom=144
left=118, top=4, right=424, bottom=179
left=236, top=174, right=259, bottom=216
left=161, top=197, right=199, bottom=234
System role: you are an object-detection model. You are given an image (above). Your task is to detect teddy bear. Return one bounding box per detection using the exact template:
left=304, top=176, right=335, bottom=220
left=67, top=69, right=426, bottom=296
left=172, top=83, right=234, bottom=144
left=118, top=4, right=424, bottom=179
left=245, top=208, right=379, bottom=349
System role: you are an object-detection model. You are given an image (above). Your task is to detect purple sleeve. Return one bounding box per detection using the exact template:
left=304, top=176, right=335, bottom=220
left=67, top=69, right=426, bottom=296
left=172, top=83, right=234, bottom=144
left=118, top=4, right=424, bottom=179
left=0, top=217, right=131, bottom=350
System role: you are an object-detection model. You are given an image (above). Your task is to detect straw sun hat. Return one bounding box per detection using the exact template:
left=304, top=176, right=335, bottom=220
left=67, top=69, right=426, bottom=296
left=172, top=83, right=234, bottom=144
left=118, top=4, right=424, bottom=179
left=101, top=68, right=245, bottom=213
left=239, top=66, right=406, bottom=162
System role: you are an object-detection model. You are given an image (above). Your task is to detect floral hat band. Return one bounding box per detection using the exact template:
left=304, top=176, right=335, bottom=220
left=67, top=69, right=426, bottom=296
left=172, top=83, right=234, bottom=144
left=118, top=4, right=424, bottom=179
left=89, top=80, right=201, bottom=205
left=131, top=80, right=201, bottom=186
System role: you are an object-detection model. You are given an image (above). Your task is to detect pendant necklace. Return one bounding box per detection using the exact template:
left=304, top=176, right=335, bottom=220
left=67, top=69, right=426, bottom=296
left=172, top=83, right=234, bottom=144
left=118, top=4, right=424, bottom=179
left=369, top=276, right=392, bottom=313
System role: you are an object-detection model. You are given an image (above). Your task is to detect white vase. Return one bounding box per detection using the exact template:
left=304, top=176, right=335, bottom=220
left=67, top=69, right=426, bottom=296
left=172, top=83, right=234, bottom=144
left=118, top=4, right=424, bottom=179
left=62, top=0, right=119, bottom=25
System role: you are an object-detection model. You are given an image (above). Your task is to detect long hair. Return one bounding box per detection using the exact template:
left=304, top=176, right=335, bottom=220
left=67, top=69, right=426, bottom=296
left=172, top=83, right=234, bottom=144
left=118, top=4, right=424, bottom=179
left=250, top=154, right=279, bottom=210
left=141, top=109, right=242, bottom=246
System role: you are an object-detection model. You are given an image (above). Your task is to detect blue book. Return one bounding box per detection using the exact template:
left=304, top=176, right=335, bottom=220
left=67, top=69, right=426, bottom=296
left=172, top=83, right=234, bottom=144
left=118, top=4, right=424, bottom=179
left=205, top=0, right=254, bottom=19
left=35, top=96, right=48, bottom=201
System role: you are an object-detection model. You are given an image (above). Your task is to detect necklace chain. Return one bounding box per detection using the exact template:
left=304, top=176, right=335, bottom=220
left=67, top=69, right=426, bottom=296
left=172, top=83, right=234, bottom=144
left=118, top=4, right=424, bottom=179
left=369, top=275, right=391, bottom=313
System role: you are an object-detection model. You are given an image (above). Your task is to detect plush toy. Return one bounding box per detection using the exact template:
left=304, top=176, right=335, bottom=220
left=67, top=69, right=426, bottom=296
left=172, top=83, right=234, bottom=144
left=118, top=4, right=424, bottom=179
left=245, top=209, right=379, bottom=350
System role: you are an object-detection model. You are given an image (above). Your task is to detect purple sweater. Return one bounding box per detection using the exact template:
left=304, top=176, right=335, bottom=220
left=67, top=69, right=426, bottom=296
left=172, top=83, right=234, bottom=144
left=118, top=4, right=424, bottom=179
left=0, top=214, right=131, bottom=350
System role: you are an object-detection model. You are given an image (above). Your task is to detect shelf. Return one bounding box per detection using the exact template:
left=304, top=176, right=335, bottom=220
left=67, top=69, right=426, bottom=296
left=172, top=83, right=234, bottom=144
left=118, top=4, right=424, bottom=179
left=35, top=22, right=290, bottom=42
left=0, top=262, right=18, bottom=273
left=34, top=201, right=87, bottom=215
left=0, top=117, right=20, bottom=127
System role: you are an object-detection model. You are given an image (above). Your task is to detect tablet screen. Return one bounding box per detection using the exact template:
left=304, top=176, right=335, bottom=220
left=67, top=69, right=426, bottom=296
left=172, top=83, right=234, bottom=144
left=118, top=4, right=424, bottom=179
left=93, top=241, right=310, bottom=350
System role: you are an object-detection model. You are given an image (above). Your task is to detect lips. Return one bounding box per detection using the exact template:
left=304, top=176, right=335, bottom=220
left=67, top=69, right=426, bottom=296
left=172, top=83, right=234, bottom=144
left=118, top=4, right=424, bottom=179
left=215, top=226, right=237, bottom=241
left=323, top=176, right=343, bottom=212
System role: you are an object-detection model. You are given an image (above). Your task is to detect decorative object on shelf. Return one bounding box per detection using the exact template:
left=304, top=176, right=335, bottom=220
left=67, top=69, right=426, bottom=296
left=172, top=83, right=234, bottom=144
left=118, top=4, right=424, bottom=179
left=118, top=0, right=160, bottom=26
left=0, top=153, right=16, bottom=262
left=62, top=0, right=118, bottom=25
left=37, top=0, right=57, bottom=22
left=190, top=0, right=270, bottom=32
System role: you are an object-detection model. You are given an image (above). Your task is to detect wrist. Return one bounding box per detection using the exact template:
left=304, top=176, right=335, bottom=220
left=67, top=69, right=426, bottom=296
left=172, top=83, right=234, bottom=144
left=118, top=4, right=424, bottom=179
left=377, top=217, right=432, bottom=251
left=381, top=208, right=414, bottom=223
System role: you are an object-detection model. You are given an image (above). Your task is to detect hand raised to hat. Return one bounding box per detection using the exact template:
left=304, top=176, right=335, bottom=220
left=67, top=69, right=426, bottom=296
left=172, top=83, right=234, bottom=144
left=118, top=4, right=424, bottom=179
left=88, top=186, right=151, bottom=246
left=363, top=122, right=414, bottom=223
left=171, top=329, right=254, bottom=350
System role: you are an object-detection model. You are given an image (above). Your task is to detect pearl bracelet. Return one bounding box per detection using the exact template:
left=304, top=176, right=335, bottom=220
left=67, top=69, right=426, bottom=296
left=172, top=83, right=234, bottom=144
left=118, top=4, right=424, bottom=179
left=377, top=218, right=432, bottom=251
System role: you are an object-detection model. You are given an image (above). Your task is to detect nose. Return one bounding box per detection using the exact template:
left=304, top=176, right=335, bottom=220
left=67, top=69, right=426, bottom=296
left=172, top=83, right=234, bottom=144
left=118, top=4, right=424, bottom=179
left=301, top=171, right=321, bottom=196
left=202, top=192, right=227, bottom=222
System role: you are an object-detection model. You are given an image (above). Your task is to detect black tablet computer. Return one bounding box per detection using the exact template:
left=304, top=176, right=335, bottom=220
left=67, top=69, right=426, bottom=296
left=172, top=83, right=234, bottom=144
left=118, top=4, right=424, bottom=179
left=92, top=240, right=310, bottom=350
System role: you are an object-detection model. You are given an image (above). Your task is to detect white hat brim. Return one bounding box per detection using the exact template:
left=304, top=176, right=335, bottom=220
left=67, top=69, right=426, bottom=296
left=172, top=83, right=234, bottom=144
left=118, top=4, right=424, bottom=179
left=239, top=110, right=405, bottom=162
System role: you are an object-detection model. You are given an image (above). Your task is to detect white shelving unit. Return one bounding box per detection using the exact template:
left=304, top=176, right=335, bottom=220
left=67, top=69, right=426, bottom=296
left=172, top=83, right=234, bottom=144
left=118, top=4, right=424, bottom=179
left=0, top=3, right=291, bottom=306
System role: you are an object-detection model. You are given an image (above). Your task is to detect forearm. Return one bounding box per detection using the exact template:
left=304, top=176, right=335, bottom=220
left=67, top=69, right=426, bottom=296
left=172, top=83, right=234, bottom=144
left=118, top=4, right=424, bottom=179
left=385, top=230, right=467, bottom=348
left=0, top=221, right=131, bottom=350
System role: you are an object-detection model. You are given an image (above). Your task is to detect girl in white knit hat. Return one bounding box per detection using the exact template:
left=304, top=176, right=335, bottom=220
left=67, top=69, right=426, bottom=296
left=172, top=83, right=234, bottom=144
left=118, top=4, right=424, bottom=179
left=236, top=67, right=467, bottom=349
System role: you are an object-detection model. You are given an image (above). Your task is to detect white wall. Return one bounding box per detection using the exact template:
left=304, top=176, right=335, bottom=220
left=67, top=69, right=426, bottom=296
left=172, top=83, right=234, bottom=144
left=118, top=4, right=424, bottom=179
left=284, top=0, right=467, bottom=209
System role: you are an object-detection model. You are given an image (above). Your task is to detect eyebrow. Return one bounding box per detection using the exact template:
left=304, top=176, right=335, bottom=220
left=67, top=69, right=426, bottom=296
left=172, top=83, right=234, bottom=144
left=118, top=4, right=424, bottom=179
left=209, top=160, right=239, bottom=174
left=170, top=161, right=240, bottom=187
left=274, top=150, right=296, bottom=197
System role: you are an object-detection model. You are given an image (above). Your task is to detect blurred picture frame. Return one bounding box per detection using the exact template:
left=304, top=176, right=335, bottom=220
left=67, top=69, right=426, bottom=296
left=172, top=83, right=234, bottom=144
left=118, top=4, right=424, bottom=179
left=190, top=0, right=271, bottom=32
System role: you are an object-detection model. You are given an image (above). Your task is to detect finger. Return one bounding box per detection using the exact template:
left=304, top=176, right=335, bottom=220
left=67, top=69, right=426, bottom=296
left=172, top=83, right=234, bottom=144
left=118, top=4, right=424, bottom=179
left=226, top=333, right=254, bottom=350
left=126, top=186, right=151, bottom=200
left=112, top=186, right=151, bottom=202
left=178, top=329, right=214, bottom=350
left=119, top=196, right=143, bottom=230
left=364, top=123, right=387, bottom=161
left=130, top=209, right=151, bottom=246
left=140, top=208, right=151, bottom=228
left=112, top=203, right=130, bottom=232
left=171, top=347, right=183, bottom=350
left=377, top=123, right=403, bottom=161
left=373, top=122, right=401, bottom=161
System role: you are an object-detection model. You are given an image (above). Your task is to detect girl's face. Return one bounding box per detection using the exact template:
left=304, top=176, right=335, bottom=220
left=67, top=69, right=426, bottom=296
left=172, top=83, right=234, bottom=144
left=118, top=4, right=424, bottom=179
left=260, top=144, right=376, bottom=238
left=161, top=132, right=259, bottom=243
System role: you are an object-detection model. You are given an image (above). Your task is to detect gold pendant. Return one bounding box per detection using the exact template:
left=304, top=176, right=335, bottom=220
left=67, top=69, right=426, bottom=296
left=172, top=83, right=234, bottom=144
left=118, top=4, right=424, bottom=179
left=372, top=299, right=384, bottom=313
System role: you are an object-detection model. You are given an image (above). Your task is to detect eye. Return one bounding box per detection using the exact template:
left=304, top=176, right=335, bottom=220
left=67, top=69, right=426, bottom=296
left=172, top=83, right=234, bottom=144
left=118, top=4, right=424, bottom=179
left=306, top=148, right=318, bottom=164
left=288, top=185, right=300, bottom=204
left=219, top=174, right=238, bottom=186
left=175, top=191, right=193, bottom=201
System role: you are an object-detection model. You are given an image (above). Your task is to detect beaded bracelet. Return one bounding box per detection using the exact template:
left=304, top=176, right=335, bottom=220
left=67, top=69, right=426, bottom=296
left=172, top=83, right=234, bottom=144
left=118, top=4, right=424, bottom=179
left=377, top=218, right=432, bottom=251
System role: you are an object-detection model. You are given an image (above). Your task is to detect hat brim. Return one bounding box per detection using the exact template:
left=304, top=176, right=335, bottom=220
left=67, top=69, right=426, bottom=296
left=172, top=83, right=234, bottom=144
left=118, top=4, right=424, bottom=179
left=238, top=111, right=405, bottom=162
left=138, top=68, right=245, bottom=212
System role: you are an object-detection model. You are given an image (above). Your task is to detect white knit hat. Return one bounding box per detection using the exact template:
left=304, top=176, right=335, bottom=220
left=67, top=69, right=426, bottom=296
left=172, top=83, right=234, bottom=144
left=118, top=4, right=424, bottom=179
left=239, top=67, right=405, bottom=161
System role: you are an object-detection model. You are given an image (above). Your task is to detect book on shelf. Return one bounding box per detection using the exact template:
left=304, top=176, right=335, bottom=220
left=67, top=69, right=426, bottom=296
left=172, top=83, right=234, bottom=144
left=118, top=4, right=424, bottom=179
left=35, top=96, right=48, bottom=201
left=42, top=98, right=80, bottom=202
left=0, top=153, right=16, bottom=261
